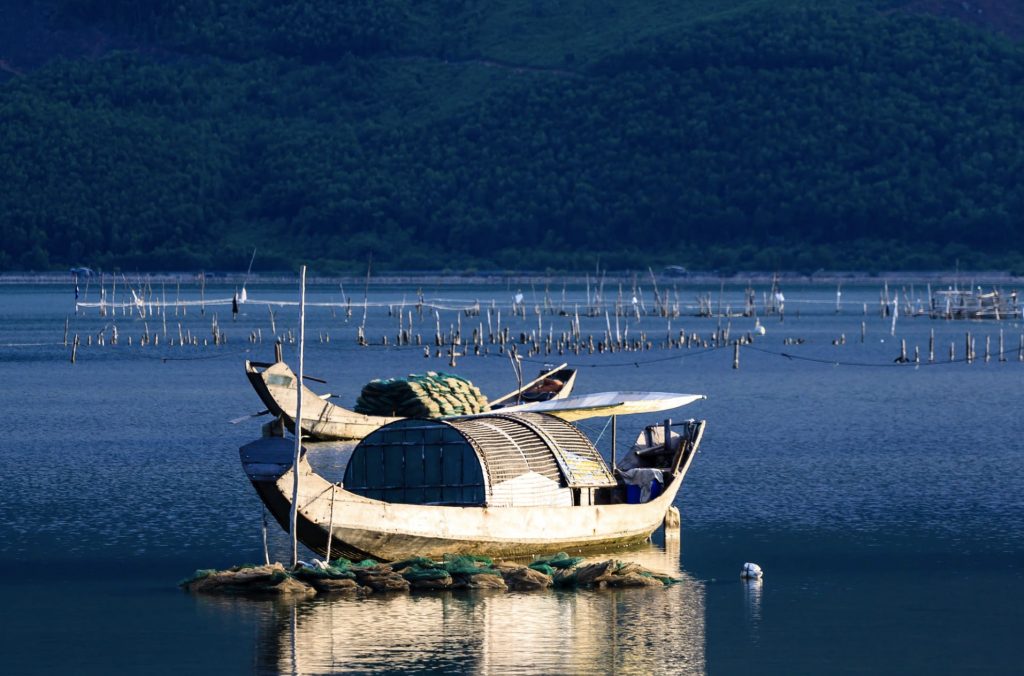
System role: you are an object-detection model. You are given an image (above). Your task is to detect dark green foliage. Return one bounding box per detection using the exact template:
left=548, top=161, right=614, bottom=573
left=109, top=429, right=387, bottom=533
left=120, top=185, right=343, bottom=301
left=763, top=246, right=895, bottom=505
left=55, top=0, right=411, bottom=59
left=4, top=1, right=1024, bottom=271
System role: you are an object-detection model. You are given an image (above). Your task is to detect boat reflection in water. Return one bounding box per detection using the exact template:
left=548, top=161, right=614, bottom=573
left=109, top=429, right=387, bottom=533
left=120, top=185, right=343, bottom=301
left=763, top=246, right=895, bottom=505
left=199, top=540, right=705, bottom=674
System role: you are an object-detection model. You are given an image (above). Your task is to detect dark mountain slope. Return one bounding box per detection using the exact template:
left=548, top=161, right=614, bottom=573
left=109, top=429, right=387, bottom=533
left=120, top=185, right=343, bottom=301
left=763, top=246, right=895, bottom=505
left=1, top=2, right=1023, bottom=272
left=887, top=0, right=1024, bottom=40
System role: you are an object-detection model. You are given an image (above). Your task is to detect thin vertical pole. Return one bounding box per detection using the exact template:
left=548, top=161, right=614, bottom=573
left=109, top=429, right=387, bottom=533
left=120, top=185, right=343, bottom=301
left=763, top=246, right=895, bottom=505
left=262, top=507, right=270, bottom=566
left=664, top=419, right=672, bottom=452
left=611, top=415, right=617, bottom=473
left=290, top=265, right=307, bottom=568
left=325, top=487, right=336, bottom=563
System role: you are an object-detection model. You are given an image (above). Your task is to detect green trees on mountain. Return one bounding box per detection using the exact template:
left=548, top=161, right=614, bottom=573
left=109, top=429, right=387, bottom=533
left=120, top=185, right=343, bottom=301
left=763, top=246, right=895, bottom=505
left=55, top=0, right=414, bottom=58
left=2, top=2, right=1023, bottom=272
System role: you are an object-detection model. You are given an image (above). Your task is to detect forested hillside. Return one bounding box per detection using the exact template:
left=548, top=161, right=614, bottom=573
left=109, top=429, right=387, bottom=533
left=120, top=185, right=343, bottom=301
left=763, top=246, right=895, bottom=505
left=1, top=0, right=1023, bottom=273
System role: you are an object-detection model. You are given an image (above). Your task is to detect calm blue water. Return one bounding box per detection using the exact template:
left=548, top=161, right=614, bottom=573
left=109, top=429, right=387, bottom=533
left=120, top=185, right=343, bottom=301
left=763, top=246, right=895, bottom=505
left=1, top=279, right=1021, bottom=674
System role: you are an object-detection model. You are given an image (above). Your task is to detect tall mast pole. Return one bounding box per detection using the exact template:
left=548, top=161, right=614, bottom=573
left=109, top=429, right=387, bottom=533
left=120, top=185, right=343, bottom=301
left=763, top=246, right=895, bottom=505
left=290, top=265, right=307, bottom=567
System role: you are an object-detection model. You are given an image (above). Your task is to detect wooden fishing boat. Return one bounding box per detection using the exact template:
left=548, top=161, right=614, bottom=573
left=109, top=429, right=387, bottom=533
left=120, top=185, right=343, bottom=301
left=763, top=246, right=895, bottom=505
left=245, top=360, right=401, bottom=441
left=239, top=392, right=706, bottom=561
left=489, top=365, right=577, bottom=407
left=244, top=359, right=578, bottom=442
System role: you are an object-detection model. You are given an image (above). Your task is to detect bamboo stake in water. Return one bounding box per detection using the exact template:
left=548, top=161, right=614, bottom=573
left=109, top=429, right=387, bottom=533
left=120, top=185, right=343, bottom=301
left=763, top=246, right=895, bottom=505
left=262, top=508, right=270, bottom=566
left=611, top=415, right=617, bottom=473
left=361, top=256, right=372, bottom=330
left=290, top=265, right=307, bottom=568
left=325, top=487, right=335, bottom=563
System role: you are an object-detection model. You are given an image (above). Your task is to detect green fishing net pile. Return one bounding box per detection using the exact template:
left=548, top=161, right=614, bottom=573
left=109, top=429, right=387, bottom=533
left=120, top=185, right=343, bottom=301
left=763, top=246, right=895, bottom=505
left=285, top=555, right=501, bottom=586
left=183, top=557, right=679, bottom=594
left=354, top=372, right=489, bottom=417
left=291, top=558, right=378, bottom=582
left=527, top=552, right=584, bottom=577
left=178, top=563, right=294, bottom=593
left=525, top=552, right=584, bottom=587
left=179, top=568, right=222, bottom=586
left=392, top=554, right=501, bottom=582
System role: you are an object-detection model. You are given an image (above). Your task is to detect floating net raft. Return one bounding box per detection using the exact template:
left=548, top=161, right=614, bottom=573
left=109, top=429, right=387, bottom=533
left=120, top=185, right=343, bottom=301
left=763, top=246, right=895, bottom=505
left=354, top=372, right=489, bottom=418
left=180, top=553, right=679, bottom=597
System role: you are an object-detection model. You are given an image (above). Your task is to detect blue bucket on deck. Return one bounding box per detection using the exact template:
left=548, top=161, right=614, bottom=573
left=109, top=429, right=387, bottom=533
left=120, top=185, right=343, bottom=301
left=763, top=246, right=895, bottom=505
left=626, top=480, right=662, bottom=504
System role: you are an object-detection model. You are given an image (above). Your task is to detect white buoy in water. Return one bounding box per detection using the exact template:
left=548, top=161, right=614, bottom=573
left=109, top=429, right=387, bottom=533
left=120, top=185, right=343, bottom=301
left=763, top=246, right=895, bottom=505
left=741, top=562, right=763, bottom=580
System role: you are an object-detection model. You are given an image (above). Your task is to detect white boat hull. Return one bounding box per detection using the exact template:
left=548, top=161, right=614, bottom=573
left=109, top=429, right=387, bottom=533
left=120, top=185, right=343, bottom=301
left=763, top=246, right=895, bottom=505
left=241, top=420, right=704, bottom=561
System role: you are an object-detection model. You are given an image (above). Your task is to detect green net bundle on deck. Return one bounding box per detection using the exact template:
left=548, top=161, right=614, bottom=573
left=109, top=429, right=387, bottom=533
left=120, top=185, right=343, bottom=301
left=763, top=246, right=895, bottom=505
left=354, top=371, right=489, bottom=417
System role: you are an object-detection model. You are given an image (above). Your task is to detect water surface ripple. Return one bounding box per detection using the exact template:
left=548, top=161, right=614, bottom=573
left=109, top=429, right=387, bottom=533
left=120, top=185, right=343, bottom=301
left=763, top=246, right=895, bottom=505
left=1, top=282, right=1021, bottom=673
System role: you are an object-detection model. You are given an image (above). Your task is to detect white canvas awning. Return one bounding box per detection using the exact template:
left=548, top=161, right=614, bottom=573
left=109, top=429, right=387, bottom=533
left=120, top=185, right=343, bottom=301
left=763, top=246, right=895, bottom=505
left=460, top=391, right=706, bottom=422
